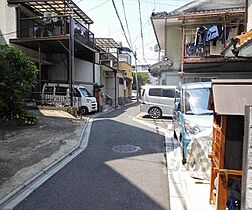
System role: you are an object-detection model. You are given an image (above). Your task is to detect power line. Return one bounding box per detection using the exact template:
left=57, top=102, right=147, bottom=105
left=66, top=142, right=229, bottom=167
left=111, top=0, right=132, bottom=50
left=84, top=0, right=110, bottom=12
left=137, top=0, right=147, bottom=63
left=121, top=0, right=133, bottom=51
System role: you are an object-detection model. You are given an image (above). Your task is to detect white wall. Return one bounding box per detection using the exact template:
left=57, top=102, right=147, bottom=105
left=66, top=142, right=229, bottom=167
left=166, top=25, right=183, bottom=64
left=48, top=55, right=95, bottom=93
left=95, top=64, right=100, bottom=85
left=248, top=0, right=252, bottom=31
left=117, top=71, right=125, bottom=98
left=0, top=0, right=16, bottom=44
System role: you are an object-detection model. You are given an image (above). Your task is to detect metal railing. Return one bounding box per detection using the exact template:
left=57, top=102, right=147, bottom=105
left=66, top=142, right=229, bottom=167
left=18, top=15, right=94, bottom=48
left=21, top=91, right=81, bottom=108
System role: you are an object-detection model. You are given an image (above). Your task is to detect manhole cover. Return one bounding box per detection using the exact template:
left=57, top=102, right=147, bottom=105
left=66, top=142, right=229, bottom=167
left=112, top=145, right=141, bottom=153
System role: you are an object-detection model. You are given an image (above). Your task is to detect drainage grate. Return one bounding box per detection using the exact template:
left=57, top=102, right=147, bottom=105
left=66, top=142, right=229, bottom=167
left=112, top=145, right=141, bottom=153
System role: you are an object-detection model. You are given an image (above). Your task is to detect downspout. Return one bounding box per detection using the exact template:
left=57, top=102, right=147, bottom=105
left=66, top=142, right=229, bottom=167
left=246, top=0, right=248, bottom=31
left=38, top=42, right=41, bottom=92
left=164, top=18, right=167, bottom=57
left=223, top=14, right=227, bottom=47
left=180, top=17, right=185, bottom=83
left=93, top=52, right=95, bottom=96
left=69, top=15, right=74, bottom=107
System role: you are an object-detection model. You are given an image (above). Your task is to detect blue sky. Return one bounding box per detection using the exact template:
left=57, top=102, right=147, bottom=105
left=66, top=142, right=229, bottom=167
left=74, top=0, right=191, bottom=64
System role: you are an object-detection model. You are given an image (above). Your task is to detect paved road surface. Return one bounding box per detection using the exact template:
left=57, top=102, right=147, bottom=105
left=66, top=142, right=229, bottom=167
left=14, top=104, right=170, bottom=210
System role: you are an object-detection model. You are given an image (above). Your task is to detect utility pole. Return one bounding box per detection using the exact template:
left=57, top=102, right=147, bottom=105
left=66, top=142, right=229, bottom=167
left=134, top=51, right=139, bottom=102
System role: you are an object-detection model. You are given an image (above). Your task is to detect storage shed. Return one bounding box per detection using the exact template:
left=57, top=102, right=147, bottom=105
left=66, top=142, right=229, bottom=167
left=209, top=79, right=252, bottom=210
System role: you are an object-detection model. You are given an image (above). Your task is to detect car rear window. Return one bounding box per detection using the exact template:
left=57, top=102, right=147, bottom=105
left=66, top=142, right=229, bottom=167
left=149, top=88, right=162, bottom=96
left=55, top=87, right=68, bottom=96
left=163, top=89, right=175, bottom=98
left=149, top=88, right=175, bottom=98
left=44, top=86, right=54, bottom=95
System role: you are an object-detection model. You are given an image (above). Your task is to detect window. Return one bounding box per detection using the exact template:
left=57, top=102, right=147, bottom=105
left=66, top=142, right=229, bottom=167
left=73, top=88, right=81, bottom=97
left=79, top=87, right=92, bottom=97
left=55, top=87, right=67, bottom=96
left=163, top=89, right=175, bottom=98
left=149, top=88, right=162, bottom=96
left=119, top=78, right=124, bottom=85
left=44, top=86, right=54, bottom=95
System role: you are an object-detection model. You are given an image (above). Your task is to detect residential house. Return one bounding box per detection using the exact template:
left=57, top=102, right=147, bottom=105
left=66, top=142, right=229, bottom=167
left=151, top=0, right=252, bottom=84
left=118, top=60, right=133, bottom=101
left=1, top=0, right=97, bottom=106
left=95, top=38, right=128, bottom=107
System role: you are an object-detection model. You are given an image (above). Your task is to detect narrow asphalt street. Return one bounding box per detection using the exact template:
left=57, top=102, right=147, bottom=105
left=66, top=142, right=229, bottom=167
left=13, top=103, right=170, bottom=210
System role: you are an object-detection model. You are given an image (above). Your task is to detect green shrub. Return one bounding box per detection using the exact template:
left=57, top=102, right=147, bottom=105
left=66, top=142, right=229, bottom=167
left=0, top=45, right=38, bottom=124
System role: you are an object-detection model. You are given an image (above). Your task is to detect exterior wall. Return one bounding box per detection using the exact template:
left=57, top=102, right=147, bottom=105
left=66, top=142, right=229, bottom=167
left=248, top=0, right=252, bottom=31
left=0, top=0, right=16, bottom=44
left=242, top=106, right=252, bottom=210
left=166, top=25, right=182, bottom=69
left=117, top=71, right=125, bottom=98
left=48, top=54, right=68, bottom=81
left=160, top=70, right=180, bottom=85
left=119, top=61, right=133, bottom=80
left=119, top=61, right=133, bottom=98
left=48, top=55, right=94, bottom=93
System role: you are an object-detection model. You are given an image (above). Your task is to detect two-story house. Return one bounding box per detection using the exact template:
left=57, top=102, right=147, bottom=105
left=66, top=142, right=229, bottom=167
left=151, top=0, right=252, bottom=84
left=1, top=0, right=97, bottom=106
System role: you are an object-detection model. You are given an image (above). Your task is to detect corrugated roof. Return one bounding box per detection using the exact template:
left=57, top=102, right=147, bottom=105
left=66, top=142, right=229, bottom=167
left=95, top=38, right=119, bottom=49
left=212, top=79, right=252, bottom=115
left=7, top=0, right=94, bottom=24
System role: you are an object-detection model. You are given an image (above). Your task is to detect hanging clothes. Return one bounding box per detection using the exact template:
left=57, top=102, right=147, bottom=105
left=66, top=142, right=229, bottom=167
left=194, top=26, right=207, bottom=46
left=206, top=25, right=219, bottom=42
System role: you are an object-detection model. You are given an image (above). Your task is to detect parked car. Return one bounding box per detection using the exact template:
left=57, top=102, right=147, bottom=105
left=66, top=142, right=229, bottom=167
left=42, top=83, right=98, bottom=114
left=131, top=90, right=137, bottom=100
left=172, top=82, right=213, bottom=164
left=140, top=85, right=176, bottom=119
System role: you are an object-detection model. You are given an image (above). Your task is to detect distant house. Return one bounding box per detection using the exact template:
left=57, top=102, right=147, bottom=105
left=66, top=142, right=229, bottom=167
left=151, top=0, right=252, bottom=84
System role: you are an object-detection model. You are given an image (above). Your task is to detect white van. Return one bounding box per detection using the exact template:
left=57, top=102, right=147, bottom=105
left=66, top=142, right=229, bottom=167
left=42, top=83, right=98, bottom=114
left=140, top=85, right=176, bottom=119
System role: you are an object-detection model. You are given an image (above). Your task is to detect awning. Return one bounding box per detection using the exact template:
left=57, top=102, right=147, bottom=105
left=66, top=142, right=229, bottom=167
left=95, top=38, right=120, bottom=49
left=7, top=0, right=93, bottom=25
left=212, top=79, right=252, bottom=115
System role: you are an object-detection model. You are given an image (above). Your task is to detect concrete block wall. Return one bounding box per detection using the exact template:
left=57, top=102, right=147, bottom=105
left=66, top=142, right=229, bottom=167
left=242, top=106, right=252, bottom=210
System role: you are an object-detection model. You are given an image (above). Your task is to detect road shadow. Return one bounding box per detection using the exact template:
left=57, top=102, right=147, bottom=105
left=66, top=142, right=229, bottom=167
left=14, top=112, right=170, bottom=210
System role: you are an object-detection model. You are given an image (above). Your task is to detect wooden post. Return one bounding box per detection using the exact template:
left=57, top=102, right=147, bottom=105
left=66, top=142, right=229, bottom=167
left=216, top=173, right=228, bottom=210
left=215, top=116, right=228, bottom=210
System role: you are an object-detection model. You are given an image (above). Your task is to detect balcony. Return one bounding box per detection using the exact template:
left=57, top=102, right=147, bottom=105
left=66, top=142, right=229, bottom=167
left=8, top=0, right=95, bottom=58
left=17, top=16, right=94, bottom=49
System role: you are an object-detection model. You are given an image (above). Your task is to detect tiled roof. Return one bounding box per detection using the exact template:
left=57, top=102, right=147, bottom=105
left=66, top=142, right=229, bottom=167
left=152, top=7, right=244, bottom=18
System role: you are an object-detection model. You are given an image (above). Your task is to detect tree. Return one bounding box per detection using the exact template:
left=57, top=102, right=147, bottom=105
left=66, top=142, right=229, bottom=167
left=0, top=45, right=38, bottom=124
left=132, top=72, right=150, bottom=90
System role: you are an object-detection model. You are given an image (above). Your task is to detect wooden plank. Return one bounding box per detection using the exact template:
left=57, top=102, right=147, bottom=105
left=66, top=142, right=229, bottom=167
left=214, top=168, right=243, bottom=176
left=219, top=116, right=227, bottom=169
left=216, top=173, right=228, bottom=210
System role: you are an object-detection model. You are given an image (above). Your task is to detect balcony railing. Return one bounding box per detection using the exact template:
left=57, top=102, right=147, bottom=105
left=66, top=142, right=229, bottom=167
left=185, top=43, right=210, bottom=58
left=18, top=15, right=94, bottom=48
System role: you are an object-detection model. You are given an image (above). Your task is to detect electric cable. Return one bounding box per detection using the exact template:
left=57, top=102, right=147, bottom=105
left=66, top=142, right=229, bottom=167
left=137, top=0, right=147, bottom=63
left=121, top=0, right=133, bottom=51
left=84, top=0, right=110, bottom=12
left=111, top=0, right=132, bottom=50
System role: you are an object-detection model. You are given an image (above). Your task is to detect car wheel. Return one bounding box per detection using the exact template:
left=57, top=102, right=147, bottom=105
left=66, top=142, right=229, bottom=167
left=181, top=143, right=186, bottom=165
left=148, top=107, right=162, bottom=119
left=80, top=106, right=88, bottom=115
left=173, top=130, right=177, bottom=139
